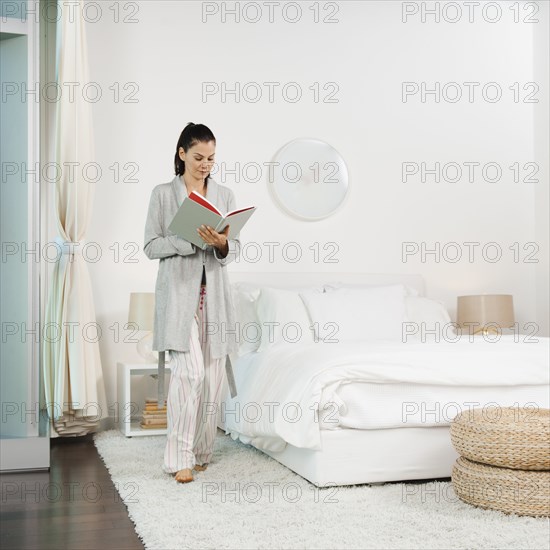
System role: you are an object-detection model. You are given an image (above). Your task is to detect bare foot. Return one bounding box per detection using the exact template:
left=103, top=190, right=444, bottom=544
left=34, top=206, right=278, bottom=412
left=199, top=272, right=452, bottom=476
left=193, top=463, right=208, bottom=471
left=174, top=468, right=193, bottom=483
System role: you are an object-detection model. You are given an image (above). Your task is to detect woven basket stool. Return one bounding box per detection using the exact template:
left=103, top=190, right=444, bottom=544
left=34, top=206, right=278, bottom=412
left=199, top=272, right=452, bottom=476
left=452, top=456, right=550, bottom=517
left=450, top=407, right=550, bottom=470
left=450, top=407, right=550, bottom=517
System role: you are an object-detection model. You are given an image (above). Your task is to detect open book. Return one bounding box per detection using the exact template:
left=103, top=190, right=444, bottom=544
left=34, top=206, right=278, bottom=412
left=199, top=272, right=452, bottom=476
left=168, top=191, right=256, bottom=250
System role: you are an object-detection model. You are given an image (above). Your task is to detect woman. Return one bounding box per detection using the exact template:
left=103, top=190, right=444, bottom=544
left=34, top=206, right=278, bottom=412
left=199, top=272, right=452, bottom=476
left=144, top=122, right=241, bottom=483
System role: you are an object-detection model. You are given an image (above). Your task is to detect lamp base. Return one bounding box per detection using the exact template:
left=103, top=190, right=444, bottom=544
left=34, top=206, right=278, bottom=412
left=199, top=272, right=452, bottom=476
left=137, top=332, right=158, bottom=363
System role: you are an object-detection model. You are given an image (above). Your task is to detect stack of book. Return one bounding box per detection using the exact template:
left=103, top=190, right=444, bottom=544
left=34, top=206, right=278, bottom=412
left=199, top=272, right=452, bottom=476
left=139, top=397, right=167, bottom=430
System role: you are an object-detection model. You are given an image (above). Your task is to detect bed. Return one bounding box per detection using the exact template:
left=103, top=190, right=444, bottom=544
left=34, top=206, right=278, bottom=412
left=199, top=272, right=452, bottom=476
left=216, top=272, right=550, bottom=487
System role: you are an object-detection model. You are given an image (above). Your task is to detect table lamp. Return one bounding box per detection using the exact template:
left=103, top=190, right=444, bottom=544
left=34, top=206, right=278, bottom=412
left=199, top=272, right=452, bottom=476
left=128, top=292, right=157, bottom=362
left=456, top=294, right=514, bottom=336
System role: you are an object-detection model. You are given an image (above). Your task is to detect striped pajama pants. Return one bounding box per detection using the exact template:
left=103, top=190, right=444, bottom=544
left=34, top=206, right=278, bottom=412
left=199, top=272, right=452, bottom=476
left=163, top=285, right=225, bottom=472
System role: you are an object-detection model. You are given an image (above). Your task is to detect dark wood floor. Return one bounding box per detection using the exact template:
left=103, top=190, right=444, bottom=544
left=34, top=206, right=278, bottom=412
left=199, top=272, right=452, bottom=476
left=0, top=435, right=144, bottom=550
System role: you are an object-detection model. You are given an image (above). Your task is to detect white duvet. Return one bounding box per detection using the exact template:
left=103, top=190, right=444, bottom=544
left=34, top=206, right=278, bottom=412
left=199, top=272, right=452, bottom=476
left=220, top=336, right=550, bottom=452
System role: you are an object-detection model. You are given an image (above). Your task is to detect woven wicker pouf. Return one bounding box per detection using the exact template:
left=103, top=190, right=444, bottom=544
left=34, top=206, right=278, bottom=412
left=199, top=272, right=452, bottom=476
left=452, top=456, right=550, bottom=517
left=451, top=407, right=550, bottom=470
left=450, top=407, right=550, bottom=517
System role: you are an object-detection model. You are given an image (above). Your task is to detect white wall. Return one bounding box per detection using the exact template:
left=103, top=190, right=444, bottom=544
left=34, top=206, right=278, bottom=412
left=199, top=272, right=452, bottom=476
left=60, top=1, right=547, bottom=411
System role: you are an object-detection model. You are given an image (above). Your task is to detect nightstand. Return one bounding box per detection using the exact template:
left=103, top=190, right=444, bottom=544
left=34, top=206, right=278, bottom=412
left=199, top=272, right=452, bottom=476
left=117, top=362, right=171, bottom=437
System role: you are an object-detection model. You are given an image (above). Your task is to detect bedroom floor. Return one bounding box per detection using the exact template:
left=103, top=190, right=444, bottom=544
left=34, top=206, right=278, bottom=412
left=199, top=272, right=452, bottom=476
left=0, top=436, right=144, bottom=550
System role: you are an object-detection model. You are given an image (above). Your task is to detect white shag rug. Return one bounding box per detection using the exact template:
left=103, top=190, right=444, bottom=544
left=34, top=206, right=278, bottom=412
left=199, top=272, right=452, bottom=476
left=94, top=429, right=549, bottom=550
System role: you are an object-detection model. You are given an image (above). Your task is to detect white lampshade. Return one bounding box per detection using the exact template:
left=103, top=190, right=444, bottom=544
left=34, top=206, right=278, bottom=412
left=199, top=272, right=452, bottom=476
left=128, top=293, right=157, bottom=362
left=457, top=294, right=514, bottom=334
left=128, top=292, right=155, bottom=331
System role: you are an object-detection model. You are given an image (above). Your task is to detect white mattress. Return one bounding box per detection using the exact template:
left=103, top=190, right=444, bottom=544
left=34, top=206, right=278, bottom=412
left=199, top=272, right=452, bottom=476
left=319, top=381, right=549, bottom=430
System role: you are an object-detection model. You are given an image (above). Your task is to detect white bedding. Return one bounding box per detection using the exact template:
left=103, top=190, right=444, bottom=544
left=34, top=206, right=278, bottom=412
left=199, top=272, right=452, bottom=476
left=221, top=336, right=550, bottom=452
left=326, top=382, right=549, bottom=430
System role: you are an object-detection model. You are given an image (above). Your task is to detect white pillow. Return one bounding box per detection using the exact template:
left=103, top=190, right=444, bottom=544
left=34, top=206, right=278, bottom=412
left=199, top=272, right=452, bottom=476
left=323, top=281, right=420, bottom=297
left=232, top=281, right=323, bottom=299
left=231, top=281, right=325, bottom=355
left=232, top=286, right=262, bottom=356
left=405, top=296, right=451, bottom=324
left=255, top=287, right=317, bottom=352
left=299, top=285, right=407, bottom=342
left=232, top=281, right=262, bottom=303
left=403, top=296, right=452, bottom=342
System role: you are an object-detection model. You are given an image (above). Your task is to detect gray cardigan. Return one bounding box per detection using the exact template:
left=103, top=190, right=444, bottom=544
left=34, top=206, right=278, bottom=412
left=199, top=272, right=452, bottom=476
left=143, top=175, right=241, bottom=359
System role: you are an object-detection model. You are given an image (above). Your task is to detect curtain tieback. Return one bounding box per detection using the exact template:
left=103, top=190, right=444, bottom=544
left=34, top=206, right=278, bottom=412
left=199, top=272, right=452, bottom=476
left=54, top=235, right=87, bottom=255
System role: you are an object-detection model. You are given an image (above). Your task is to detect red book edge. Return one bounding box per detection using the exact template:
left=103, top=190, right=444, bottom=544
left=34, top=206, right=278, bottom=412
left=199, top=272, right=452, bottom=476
left=188, top=191, right=221, bottom=215
left=189, top=191, right=255, bottom=218
left=226, top=206, right=255, bottom=216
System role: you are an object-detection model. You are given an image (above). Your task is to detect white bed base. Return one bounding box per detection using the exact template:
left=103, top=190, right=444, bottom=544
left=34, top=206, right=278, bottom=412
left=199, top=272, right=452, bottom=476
left=261, top=426, right=459, bottom=487
left=218, top=421, right=458, bottom=487
left=219, top=271, right=456, bottom=487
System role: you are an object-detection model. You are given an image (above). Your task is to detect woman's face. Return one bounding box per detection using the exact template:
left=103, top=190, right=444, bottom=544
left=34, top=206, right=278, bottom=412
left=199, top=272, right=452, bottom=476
left=179, top=140, right=215, bottom=180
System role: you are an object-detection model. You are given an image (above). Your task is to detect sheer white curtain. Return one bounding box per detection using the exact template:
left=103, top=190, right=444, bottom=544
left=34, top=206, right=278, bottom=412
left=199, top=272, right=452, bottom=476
left=43, top=0, right=107, bottom=437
